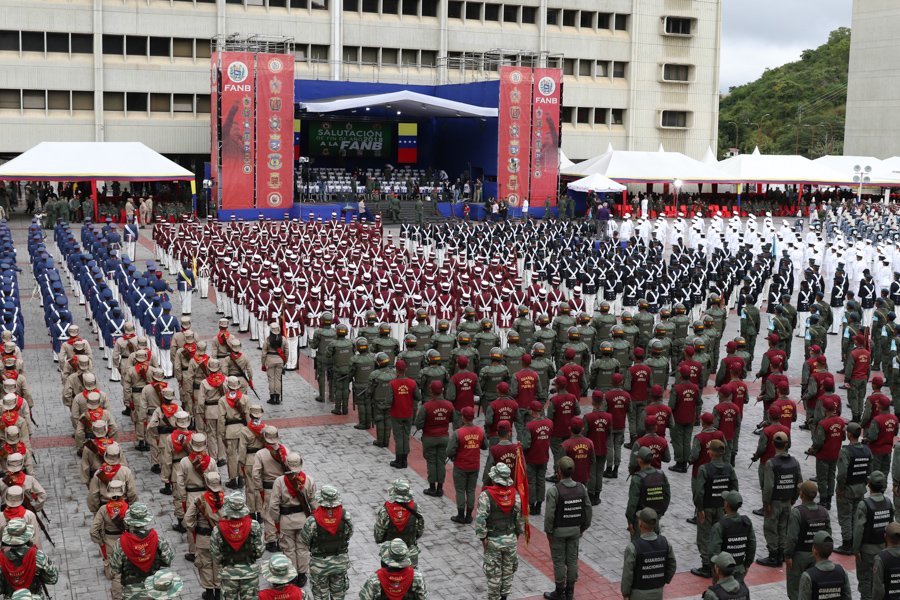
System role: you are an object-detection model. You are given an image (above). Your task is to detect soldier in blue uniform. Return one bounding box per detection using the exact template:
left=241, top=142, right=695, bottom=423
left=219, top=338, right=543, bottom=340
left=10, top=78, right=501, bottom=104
left=123, top=216, right=139, bottom=260
left=156, top=301, right=178, bottom=377
left=177, top=260, right=195, bottom=316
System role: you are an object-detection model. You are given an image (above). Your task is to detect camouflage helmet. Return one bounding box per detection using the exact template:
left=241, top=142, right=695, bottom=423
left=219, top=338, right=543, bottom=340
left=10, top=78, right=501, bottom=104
left=321, top=312, right=334, bottom=325
left=490, top=347, right=503, bottom=361
left=559, top=302, right=571, bottom=315
left=517, top=305, right=530, bottom=316
left=457, top=332, right=471, bottom=345
left=577, top=313, right=591, bottom=325
left=463, top=305, right=477, bottom=319
left=598, top=301, right=611, bottom=314
left=507, top=330, right=520, bottom=343
left=355, top=337, right=369, bottom=352
left=567, top=326, right=580, bottom=340
left=674, top=303, right=687, bottom=314
left=437, top=319, right=450, bottom=332
left=365, top=310, right=378, bottom=324
left=481, top=318, right=493, bottom=331
left=531, top=342, right=546, bottom=356
left=426, top=349, right=442, bottom=364
left=335, top=323, right=349, bottom=337
left=537, top=313, right=551, bottom=326
left=375, top=352, right=391, bottom=368
left=611, top=326, right=624, bottom=338
left=378, top=323, right=392, bottom=336
left=403, top=334, right=418, bottom=349
left=599, top=341, right=614, bottom=355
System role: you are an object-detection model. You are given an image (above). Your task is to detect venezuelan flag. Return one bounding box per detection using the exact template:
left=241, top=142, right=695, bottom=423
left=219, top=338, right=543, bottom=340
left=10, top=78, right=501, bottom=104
left=397, top=122, right=417, bottom=164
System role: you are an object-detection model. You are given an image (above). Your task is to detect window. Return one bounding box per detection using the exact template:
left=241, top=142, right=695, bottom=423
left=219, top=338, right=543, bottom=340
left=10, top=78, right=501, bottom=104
left=465, top=2, right=481, bottom=20
left=521, top=6, right=536, bottom=23
left=382, top=48, right=398, bottom=65
left=72, top=91, right=94, bottom=110
left=562, top=10, right=577, bottom=27
left=270, top=0, right=287, bottom=7
left=612, top=61, right=627, bottom=78
left=447, top=1, right=462, bottom=18
left=150, top=93, right=170, bottom=112
left=361, top=47, right=378, bottom=63
left=0, top=90, right=19, bottom=109
left=310, top=44, right=329, bottom=62
left=103, top=35, right=124, bottom=55
left=665, top=17, right=692, bottom=35
left=485, top=3, right=499, bottom=21
left=611, top=108, right=624, bottom=125
left=421, top=0, right=437, bottom=17
left=173, top=94, right=193, bottom=113
left=501, top=4, right=516, bottom=22
left=247, top=0, right=264, bottom=6
left=126, top=36, right=147, bottom=57
left=0, top=31, right=18, bottom=52
left=594, top=107, right=607, bottom=125
left=344, top=0, right=358, bottom=9
left=562, top=58, right=575, bottom=76
left=561, top=106, right=573, bottom=124
left=401, top=49, right=418, bottom=65
left=126, top=92, right=148, bottom=112
left=311, top=0, right=329, bottom=9
left=22, top=90, right=45, bottom=109
left=362, top=0, right=377, bottom=12
left=663, top=64, right=690, bottom=82
left=420, top=49, right=436, bottom=66
left=173, top=38, right=193, bottom=58
left=576, top=107, right=590, bottom=124
left=546, top=8, right=560, bottom=25
left=196, top=41, right=212, bottom=59
left=578, top=60, right=591, bottom=76
left=614, top=14, right=627, bottom=30
left=401, top=0, right=417, bottom=15
left=46, top=33, right=69, bottom=53
left=383, top=0, right=399, bottom=13
left=290, top=0, right=309, bottom=6
left=597, top=12, right=610, bottom=29
left=196, top=94, right=211, bottom=113
left=71, top=34, right=93, bottom=54
left=48, top=90, right=69, bottom=110
left=342, top=46, right=359, bottom=63
left=661, top=110, right=688, bottom=128
left=447, top=51, right=462, bottom=68
left=103, top=92, right=125, bottom=111
left=149, top=37, right=169, bottom=57
left=595, top=60, right=609, bottom=77
left=580, top=11, right=594, bottom=28
left=21, top=32, right=44, bottom=53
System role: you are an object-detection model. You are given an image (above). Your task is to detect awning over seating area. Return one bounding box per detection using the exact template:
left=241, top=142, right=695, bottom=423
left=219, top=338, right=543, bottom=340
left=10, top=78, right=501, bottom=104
left=299, top=90, right=499, bottom=118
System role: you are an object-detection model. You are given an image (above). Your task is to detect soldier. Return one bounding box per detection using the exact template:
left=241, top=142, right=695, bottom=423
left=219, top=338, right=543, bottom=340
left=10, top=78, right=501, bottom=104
left=90, top=480, right=129, bottom=599
left=668, top=365, right=701, bottom=473
left=474, top=319, right=500, bottom=373
left=397, top=335, right=425, bottom=385
left=782, top=480, right=831, bottom=598
left=325, top=323, right=354, bottom=415
left=529, top=342, right=555, bottom=395
left=689, top=440, right=738, bottom=578
left=372, top=323, right=400, bottom=363
left=854, top=471, right=894, bottom=600
left=157, top=410, right=192, bottom=496
left=512, top=306, right=536, bottom=351
left=252, top=426, right=289, bottom=550
left=212, top=318, right=233, bottom=359
left=310, top=312, right=337, bottom=403
left=210, top=492, right=265, bottom=600
left=349, top=337, right=376, bottom=430
left=236, top=405, right=266, bottom=519
left=418, top=349, right=450, bottom=400
left=509, top=354, right=543, bottom=442
left=174, top=330, right=198, bottom=412
left=368, top=353, right=397, bottom=449
left=173, top=433, right=216, bottom=552
left=475, top=463, right=525, bottom=600
left=145, top=388, right=179, bottom=475
left=502, top=330, right=527, bottom=375
left=588, top=342, right=619, bottom=393
left=710, top=386, right=740, bottom=467
left=269, top=452, right=316, bottom=588
left=645, top=340, right=670, bottom=393
left=603, top=375, right=631, bottom=479
left=873, top=522, right=900, bottom=600
left=626, top=447, right=671, bottom=533
left=449, top=333, right=478, bottom=376
left=358, top=539, right=428, bottom=600
left=88, top=443, right=139, bottom=514
left=183, top=471, right=224, bottom=600
left=546, top=376, right=580, bottom=481
left=484, top=382, right=518, bottom=447
left=702, top=552, right=749, bottom=600
left=80, top=421, right=116, bottom=486
left=298, top=485, right=353, bottom=600
left=447, top=406, right=486, bottom=524
left=373, top=479, right=425, bottom=567
left=846, top=334, right=872, bottom=422
left=108, top=503, right=173, bottom=600
left=867, top=396, right=898, bottom=475
left=409, top=309, right=434, bottom=349
left=415, top=381, right=453, bottom=496
left=620, top=507, right=676, bottom=600
left=806, top=398, right=844, bottom=510
left=834, top=422, right=871, bottom=555
left=224, top=338, right=253, bottom=393
left=797, top=531, right=852, bottom=600
left=259, top=553, right=303, bottom=599
left=709, top=491, right=756, bottom=584
left=388, top=359, right=419, bottom=469
left=261, top=323, right=286, bottom=406
left=478, top=348, right=510, bottom=414
left=757, top=431, right=801, bottom=568
left=583, top=392, right=611, bottom=506
left=534, top=315, right=557, bottom=364
left=542, top=455, right=592, bottom=600
left=198, top=359, right=226, bottom=464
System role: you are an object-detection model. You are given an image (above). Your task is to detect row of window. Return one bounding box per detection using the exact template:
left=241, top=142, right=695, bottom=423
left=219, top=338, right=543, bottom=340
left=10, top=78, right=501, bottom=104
left=559, top=108, right=690, bottom=129
left=340, top=46, right=438, bottom=67
left=562, top=58, right=627, bottom=79
left=0, top=30, right=213, bottom=59
left=0, top=89, right=211, bottom=114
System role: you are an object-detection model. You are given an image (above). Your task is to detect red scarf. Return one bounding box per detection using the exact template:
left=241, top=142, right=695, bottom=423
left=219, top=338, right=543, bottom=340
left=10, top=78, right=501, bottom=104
left=485, top=485, right=516, bottom=513
left=2, top=505, right=25, bottom=521
left=225, top=391, right=243, bottom=409
left=134, top=362, right=150, bottom=381
left=86, top=407, right=104, bottom=422
left=216, top=330, right=230, bottom=346
left=203, top=491, right=224, bottom=512
left=189, top=451, right=211, bottom=474
left=206, top=372, right=226, bottom=389
left=2, top=370, right=17, bottom=381
left=119, top=530, right=159, bottom=573
left=194, top=355, right=209, bottom=368
left=105, top=499, right=129, bottom=521
left=4, top=472, right=24, bottom=488
left=122, top=333, right=136, bottom=341
left=160, top=403, right=178, bottom=418
left=2, top=443, right=25, bottom=459
left=0, top=546, right=37, bottom=591
left=66, top=336, right=81, bottom=346
left=247, top=419, right=266, bottom=437
left=170, top=430, right=191, bottom=454
left=284, top=472, right=306, bottom=498
left=0, top=410, right=18, bottom=429
left=217, top=516, right=252, bottom=551
left=183, top=343, right=197, bottom=359
left=97, top=463, right=122, bottom=484
left=376, top=567, right=415, bottom=600
left=314, top=506, right=343, bottom=535
left=258, top=586, right=304, bottom=600
left=384, top=501, right=415, bottom=532
left=229, top=351, right=243, bottom=362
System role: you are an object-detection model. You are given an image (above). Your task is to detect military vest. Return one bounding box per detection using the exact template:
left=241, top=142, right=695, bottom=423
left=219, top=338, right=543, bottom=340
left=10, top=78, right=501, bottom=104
left=552, top=482, right=586, bottom=529
left=795, top=504, right=830, bottom=552
left=311, top=517, right=350, bottom=557
left=631, top=535, right=669, bottom=590
left=638, top=470, right=668, bottom=514
left=330, top=340, right=354, bottom=369
left=351, top=354, right=376, bottom=385
left=707, top=581, right=750, bottom=600
left=846, top=444, right=872, bottom=486
left=719, top=516, right=752, bottom=566
left=862, top=497, right=894, bottom=545
left=877, top=549, right=900, bottom=600
left=485, top=494, right=518, bottom=536
left=770, top=454, right=801, bottom=502
left=806, top=564, right=847, bottom=600
left=383, top=502, right=420, bottom=548
left=702, top=462, right=732, bottom=508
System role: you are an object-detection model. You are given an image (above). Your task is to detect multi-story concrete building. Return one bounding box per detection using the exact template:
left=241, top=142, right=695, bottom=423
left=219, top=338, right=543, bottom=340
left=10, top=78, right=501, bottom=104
left=844, top=0, right=900, bottom=158
left=0, top=0, right=722, bottom=165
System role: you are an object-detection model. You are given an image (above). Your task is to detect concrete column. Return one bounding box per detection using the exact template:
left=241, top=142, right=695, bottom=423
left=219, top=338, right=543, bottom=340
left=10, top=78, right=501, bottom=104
left=330, top=0, right=342, bottom=80
left=92, top=0, right=104, bottom=142
left=438, top=0, right=448, bottom=84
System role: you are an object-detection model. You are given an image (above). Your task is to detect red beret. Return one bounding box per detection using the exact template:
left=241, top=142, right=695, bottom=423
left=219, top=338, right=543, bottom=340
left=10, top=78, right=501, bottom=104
left=879, top=396, right=891, bottom=408
left=497, top=381, right=510, bottom=394
left=816, top=355, right=828, bottom=364
left=719, top=383, right=733, bottom=396
left=612, top=373, right=624, bottom=385
left=650, top=384, right=663, bottom=398
left=565, top=348, right=576, bottom=359
left=530, top=401, right=543, bottom=412
left=679, top=364, right=692, bottom=378
left=456, top=355, right=469, bottom=368
left=521, top=354, right=532, bottom=366
left=701, top=412, right=714, bottom=424
left=429, top=380, right=444, bottom=395
left=767, top=333, right=779, bottom=343
left=771, top=355, right=783, bottom=366
left=570, top=416, right=583, bottom=429
left=684, top=346, right=696, bottom=357
left=460, top=406, right=475, bottom=420
left=823, top=398, right=838, bottom=412
left=395, top=359, right=407, bottom=371
left=555, top=375, right=568, bottom=388
left=853, top=334, right=865, bottom=345
left=644, top=416, right=657, bottom=429
left=768, top=405, right=781, bottom=419
left=497, top=420, right=511, bottom=433
left=725, top=341, right=737, bottom=352
left=809, top=345, right=821, bottom=353
left=633, top=347, right=645, bottom=358
left=872, top=376, right=885, bottom=387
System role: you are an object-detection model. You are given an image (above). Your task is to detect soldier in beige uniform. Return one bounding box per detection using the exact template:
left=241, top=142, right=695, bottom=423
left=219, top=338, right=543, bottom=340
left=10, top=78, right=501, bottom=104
left=89, top=479, right=129, bottom=599
left=0, top=453, right=47, bottom=513
left=81, top=421, right=118, bottom=485
left=173, top=432, right=216, bottom=556
left=61, top=339, right=93, bottom=384
left=0, top=485, right=41, bottom=549
left=74, top=391, right=118, bottom=452
left=252, top=425, right=289, bottom=546
left=146, top=388, right=181, bottom=474
left=174, top=331, right=198, bottom=412
left=87, top=443, right=139, bottom=514
left=0, top=341, right=24, bottom=372
left=137, top=368, right=168, bottom=459
left=237, top=404, right=266, bottom=516
left=157, top=410, right=192, bottom=495
left=126, top=337, right=159, bottom=369
left=113, top=323, right=138, bottom=381
left=122, top=347, right=151, bottom=423
left=62, top=356, right=94, bottom=428
left=183, top=471, right=223, bottom=599
left=1, top=380, right=31, bottom=419
left=212, top=318, right=233, bottom=359
left=224, top=337, right=253, bottom=392
left=217, top=376, right=247, bottom=488
left=199, top=358, right=226, bottom=464
left=0, top=427, right=34, bottom=475
left=0, top=358, right=31, bottom=406
left=171, top=318, right=191, bottom=357
left=60, top=325, right=92, bottom=362
left=262, top=322, right=286, bottom=405
left=70, top=375, right=111, bottom=420
left=186, top=340, right=210, bottom=419
left=0, top=393, right=31, bottom=445
left=269, top=452, right=317, bottom=585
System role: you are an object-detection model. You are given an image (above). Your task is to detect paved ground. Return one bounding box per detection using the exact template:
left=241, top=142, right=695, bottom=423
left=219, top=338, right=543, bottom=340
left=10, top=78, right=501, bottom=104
left=15, top=216, right=866, bottom=599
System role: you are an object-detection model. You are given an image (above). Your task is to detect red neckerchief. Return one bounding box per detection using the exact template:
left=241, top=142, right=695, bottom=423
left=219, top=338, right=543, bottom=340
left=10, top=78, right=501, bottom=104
left=66, top=336, right=81, bottom=346
left=0, top=352, right=16, bottom=363
left=229, top=351, right=243, bottom=362
left=94, top=437, right=112, bottom=455
left=69, top=355, right=80, bottom=371
left=217, top=516, right=252, bottom=551
left=3, top=472, right=24, bottom=488
left=384, top=501, right=415, bottom=532
left=151, top=381, right=167, bottom=402
left=376, top=567, right=415, bottom=600
left=258, top=586, right=303, bottom=600
left=119, top=530, right=159, bottom=573
left=247, top=419, right=265, bottom=436
left=122, top=333, right=136, bottom=341
left=86, top=407, right=104, bottom=422
left=206, top=372, right=226, bottom=389
left=105, top=499, right=128, bottom=521
left=0, top=410, right=18, bottom=428
left=194, top=354, right=209, bottom=367
left=182, top=343, right=197, bottom=359
left=159, top=403, right=177, bottom=419
left=216, top=330, right=230, bottom=346
left=314, top=506, right=343, bottom=535
left=134, top=362, right=150, bottom=381
left=2, top=443, right=25, bottom=459
left=284, top=472, right=306, bottom=498
left=0, top=546, right=37, bottom=590
left=170, top=430, right=191, bottom=454
left=225, top=391, right=243, bottom=409
left=2, top=370, right=16, bottom=381
left=485, top=485, right=516, bottom=513
left=97, top=463, right=122, bottom=484
left=2, top=505, right=25, bottom=520
left=189, top=451, right=211, bottom=474
left=266, top=444, right=287, bottom=468
left=203, top=490, right=224, bottom=513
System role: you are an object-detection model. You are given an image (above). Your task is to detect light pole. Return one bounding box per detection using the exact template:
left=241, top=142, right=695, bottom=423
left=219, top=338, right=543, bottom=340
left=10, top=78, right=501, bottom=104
left=853, top=165, right=871, bottom=205
left=202, top=178, right=212, bottom=219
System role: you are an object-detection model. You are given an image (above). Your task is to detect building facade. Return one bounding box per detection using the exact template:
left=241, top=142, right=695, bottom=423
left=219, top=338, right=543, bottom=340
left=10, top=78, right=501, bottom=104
left=844, top=0, right=900, bottom=158
left=0, top=0, right=722, bottom=164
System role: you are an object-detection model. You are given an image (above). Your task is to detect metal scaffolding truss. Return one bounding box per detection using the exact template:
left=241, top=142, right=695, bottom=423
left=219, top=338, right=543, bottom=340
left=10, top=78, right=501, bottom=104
left=438, top=49, right=564, bottom=76
left=212, top=34, right=295, bottom=55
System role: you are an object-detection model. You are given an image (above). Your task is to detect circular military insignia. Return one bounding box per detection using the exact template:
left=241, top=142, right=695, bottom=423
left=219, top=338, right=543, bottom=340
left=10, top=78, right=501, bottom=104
left=268, top=58, right=284, bottom=72
left=510, top=70, right=523, bottom=84
left=537, top=76, right=556, bottom=96
left=267, top=193, right=282, bottom=207
left=508, top=194, right=519, bottom=206
left=242, top=165, right=252, bottom=174
left=227, top=61, right=249, bottom=83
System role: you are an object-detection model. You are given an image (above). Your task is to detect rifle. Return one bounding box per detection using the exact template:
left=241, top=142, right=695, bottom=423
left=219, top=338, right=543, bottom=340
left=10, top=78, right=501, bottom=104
left=230, top=360, right=261, bottom=404
left=15, top=497, right=54, bottom=547
left=748, top=457, right=758, bottom=470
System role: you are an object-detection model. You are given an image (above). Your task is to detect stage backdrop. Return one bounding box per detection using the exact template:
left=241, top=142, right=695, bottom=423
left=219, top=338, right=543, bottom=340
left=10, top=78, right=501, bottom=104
left=529, top=68, right=561, bottom=205
left=255, top=53, right=294, bottom=210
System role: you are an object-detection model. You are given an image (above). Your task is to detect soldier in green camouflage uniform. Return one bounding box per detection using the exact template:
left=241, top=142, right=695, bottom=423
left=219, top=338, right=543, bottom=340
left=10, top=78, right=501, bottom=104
left=552, top=304, right=577, bottom=366
left=529, top=342, right=555, bottom=393
left=408, top=309, right=434, bottom=349
left=298, top=485, right=353, bottom=600
left=109, top=503, right=173, bottom=600
left=449, top=332, right=479, bottom=375
left=512, top=306, right=536, bottom=351
left=373, top=479, right=425, bottom=567
left=310, top=312, right=337, bottom=403
left=372, top=324, right=400, bottom=363
left=633, top=300, right=655, bottom=352
left=458, top=306, right=481, bottom=339
left=590, top=302, right=617, bottom=345
left=474, top=319, right=500, bottom=373
left=475, top=464, right=525, bottom=600
left=534, top=314, right=557, bottom=366
left=502, top=330, right=526, bottom=375
left=0, top=519, right=57, bottom=599
left=430, top=320, right=456, bottom=367
left=350, top=337, right=377, bottom=430
left=670, top=303, right=692, bottom=372
left=368, top=353, right=397, bottom=448
left=646, top=339, right=670, bottom=392
left=325, top=324, right=354, bottom=415
left=359, top=311, right=381, bottom=342
left=609, top=326, right=632, bottom=371
left=358, top=539, right=428, bottom=600
left=478, top=348, right=510, bottom=414
left=575, top=313, right=597, bottom=361
left=397, top=334, right=426, bottom=383
left=589, top=342, right=620, bottom=393
left=419, top=349, right=450, bottom=396
left=209, top=492, right=264, bottom=600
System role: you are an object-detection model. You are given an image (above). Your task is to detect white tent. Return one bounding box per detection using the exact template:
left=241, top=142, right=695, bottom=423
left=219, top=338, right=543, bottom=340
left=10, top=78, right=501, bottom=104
left=561, top=148, right=731, bottom=183
left=559, top=150, right=574, bottom=170
left=812, top=155, right=900, bottom=185
left=566, top=173, right=626, bottom=193
left=717, top=147, right=850, bottom=185
left=0, top=142, right=194, bottom=181
left=868, top=156, right=900, bottom=185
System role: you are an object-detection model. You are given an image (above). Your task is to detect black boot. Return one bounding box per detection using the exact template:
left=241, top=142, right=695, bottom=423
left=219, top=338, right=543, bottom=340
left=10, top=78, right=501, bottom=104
left=611, top=466, right=619, bottom=478
left=402, top=454, right=409, bottom=468
left=214, top=590, right=221, bottom=600
left=331, top=408, right=342, bottom=415
left=564, top=583, right=574, bottom=600
left=435, top=483, right=444, bottom=497
left=202, top=590, right=215, bottom=600
left=159, top=483, right=172, bottom=495
left=451, top=509, right=466, bottom=524
left=602, top=467, right=615, bottom=479
left=184, top=552, right=195, bottom=562
left=121, top=407, right=131, bottom=416
left=226, top=478, right=240, bottom=490
left=756, top=552, right=782, bottom=567
left=623, top=438, right=634, bottom=450
left=690, top=565, right=712, bottom=578
left=354, top=423, right=368, bottom=430
left=297, top=573, right=307, bottom=587
left=266, top=541, right=279, bottom=553
left=590, top=493, right=601, bottom=506
left=533, top=502, right=542, bottom=515
left=150, top=464, right=161, bottom=474
left=267, top=396, right=277, bottom=405
left=423, top=482, right=437, bottom=496
left=546, top=474, right=558, bottom=483
left=752, top=508, right=765, bottom=516
left=172, top=520, right=186, bottom=533
left=834, top=542, right=854, bottom=555
left=216, top=459, right=226, bottom=468
left=543, top=584, right=565, bottom=599
left=390, top=454, right=404, bottom=468
left=465, top=509, right=473, bottom=524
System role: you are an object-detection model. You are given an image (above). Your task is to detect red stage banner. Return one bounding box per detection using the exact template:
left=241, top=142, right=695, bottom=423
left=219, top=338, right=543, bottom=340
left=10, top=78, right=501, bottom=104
left=219, top=51, right=256, bottom=210
left=497, top=66, right=532, bottom=207
left=255, top=53, right=294, bottom=210
left=528, top=68, right=561, bottom=206
left=210, top=51, right=219, bottom=208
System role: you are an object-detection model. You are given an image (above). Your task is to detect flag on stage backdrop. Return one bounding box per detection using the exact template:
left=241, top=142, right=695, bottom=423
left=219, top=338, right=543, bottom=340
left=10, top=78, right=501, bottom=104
left=294, top=119, right=301, bottom=162
left=514, top=445, right=530, bottom=545
left=397, top=122, right=418, bottom=164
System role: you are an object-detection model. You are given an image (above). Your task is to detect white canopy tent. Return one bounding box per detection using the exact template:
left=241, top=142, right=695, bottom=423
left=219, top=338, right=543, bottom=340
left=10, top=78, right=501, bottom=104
left=812, top=155, right=900, bottom=185
left=561, top=148, right=732, bottom=184
left=299, top=90, right=499, bottom=118
left=716, top=147, right=850, bottom=185
left=558, top=149, right=574, bottom=170
left=868, top=156, right=900, bottom=185
left=566, top=173, right=626, bottom=193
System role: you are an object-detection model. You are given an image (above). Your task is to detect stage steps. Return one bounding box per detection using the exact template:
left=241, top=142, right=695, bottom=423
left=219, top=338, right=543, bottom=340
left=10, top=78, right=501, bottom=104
left=368, top=199, right=448, bottom=224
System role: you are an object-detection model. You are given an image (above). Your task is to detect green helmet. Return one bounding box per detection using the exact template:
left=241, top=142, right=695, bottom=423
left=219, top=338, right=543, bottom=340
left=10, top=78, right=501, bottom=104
left=426, top=349, right=441, bottom=364
left=378, top=323, right=392, bottom=336
left=458, top=332, right=471, bottom=345
left=507, top=330, right=520, bottom=343
left=599, top=301, right=611, bottom=314
left=531, top=342, right=546, bottom=356
left=567, top=327, right=580, bottom=341
left=600, top=341, right=614, bottom=354
left=365, top=310, right=378, bottom=324
left=621, top=312, right=633, bottom=323
left=375, top=352, right=390, bottom=367
left=437, top=319, right=450, bottom=332
left=559, top=302, right=571, bottom=315
left=404, top=334, right=418, bottom=349
left=335, top=323, right=349, bottom=337
left=321, top=312, right=334, bottom=326
left=355, top=337, right=369, bottom=352
left=578, top=313, right=591, bottom=324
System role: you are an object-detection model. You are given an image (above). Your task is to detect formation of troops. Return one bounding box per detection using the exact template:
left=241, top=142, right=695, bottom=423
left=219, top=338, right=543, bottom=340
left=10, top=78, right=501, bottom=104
left=3, top=200, right=900, bottom=599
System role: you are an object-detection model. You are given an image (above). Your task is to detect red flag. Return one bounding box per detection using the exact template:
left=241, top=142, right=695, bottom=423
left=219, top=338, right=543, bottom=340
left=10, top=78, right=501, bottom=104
left=514, top=445, right=530, bottom=544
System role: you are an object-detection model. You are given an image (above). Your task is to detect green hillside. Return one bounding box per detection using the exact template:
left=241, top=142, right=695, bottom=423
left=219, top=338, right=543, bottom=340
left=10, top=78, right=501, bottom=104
left=718, top=27, right=850, bottom=158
